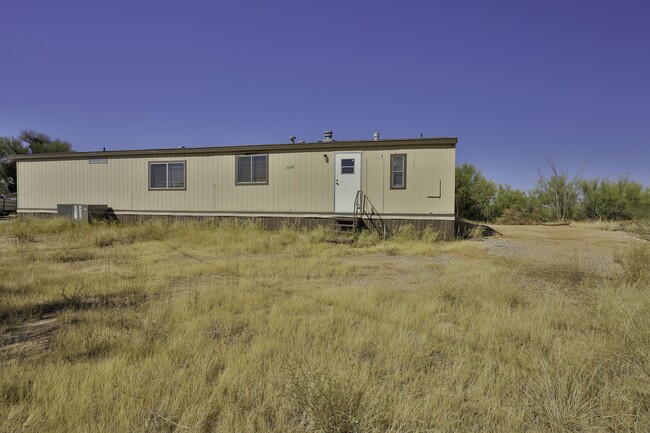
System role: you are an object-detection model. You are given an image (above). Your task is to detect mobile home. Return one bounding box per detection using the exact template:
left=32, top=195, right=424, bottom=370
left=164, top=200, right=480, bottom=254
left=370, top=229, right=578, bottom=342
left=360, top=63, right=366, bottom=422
left=15, top=134, right=457, bottom=239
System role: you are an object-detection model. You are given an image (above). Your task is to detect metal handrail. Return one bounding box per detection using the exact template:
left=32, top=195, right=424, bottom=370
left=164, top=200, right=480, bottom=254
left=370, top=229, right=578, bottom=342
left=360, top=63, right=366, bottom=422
left=353, top=190, right=391, bottom=239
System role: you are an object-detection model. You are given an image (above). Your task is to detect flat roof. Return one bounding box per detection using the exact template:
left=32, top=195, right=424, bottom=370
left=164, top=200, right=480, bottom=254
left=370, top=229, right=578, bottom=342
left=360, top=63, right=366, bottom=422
left=13, top=137, right=457, bottom=161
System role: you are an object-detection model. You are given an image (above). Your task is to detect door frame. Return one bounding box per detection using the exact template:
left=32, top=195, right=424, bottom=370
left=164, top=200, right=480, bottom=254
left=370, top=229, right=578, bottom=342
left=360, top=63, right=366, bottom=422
left=333, top=151, right=363, bottom=213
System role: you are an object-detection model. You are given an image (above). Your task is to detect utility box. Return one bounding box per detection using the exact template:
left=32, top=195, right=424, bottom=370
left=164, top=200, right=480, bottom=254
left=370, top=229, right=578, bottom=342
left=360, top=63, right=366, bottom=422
left=57, top=204, right=112, bottom=222
left=57, top=204, right=89, bottom=222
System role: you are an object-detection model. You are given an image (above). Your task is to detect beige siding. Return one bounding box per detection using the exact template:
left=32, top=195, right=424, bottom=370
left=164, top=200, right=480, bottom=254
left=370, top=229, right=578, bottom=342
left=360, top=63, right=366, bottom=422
left=17, top=146, right=454, bottom=216
left=361, top=147, right=455, bottom=215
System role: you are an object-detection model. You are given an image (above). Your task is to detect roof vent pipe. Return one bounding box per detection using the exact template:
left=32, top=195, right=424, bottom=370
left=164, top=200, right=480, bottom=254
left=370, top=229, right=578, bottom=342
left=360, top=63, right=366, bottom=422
left=373, top=132, right=380, bottom=141
left=323, top=130, right=333, bottom=141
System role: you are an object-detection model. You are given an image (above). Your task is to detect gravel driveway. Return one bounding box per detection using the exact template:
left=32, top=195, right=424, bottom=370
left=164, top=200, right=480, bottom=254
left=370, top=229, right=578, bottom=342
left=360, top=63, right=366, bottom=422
left=480, top=224, right=644, bottom=273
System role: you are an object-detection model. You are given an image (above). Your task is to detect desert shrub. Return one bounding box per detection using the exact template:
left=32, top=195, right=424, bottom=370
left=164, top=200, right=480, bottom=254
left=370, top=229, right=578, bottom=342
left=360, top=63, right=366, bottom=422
left=628, top=219, right=650, bottom=241
left=10, top=224, right=37, bottom=243
left=308, top=226, right=330, bottom=243
left=392, top=224, right=417, bottom=241
left=615, top=244, right=650, bottom=285
left=355, top=230, right=380, bottom=247
left=421, top=226, right=441, bottom=243
left=277, top=224, right=301, bottom=245
left=534, top=160, right=579, bottom=222
left=455, top=163, right=497, bottom=222
left=283, top=364, right=387, bottom=433
left=468, top=225, right=485, bottom=240
left=491, top=185, right=530, bottom=220
left=579, top=177, right=650, bottom=220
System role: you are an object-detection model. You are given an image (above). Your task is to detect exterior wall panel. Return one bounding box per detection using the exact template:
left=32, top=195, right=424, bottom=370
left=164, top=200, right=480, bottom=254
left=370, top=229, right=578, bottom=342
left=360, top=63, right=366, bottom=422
left=360, top=147, right=455, bottom=216
left=17, top=142, right=454, bottom=218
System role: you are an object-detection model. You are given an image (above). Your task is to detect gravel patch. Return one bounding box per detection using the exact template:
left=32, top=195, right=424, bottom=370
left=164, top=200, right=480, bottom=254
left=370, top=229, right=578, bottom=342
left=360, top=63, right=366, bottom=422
left=481, top=237, right=528, bottom=258
left=481, top=233, right=618, bottom=275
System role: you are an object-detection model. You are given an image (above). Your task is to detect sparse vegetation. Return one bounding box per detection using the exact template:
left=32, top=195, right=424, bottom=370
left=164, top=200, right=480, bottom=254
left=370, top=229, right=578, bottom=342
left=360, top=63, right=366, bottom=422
left=1, top=219, right=649, bottom=432
left=615, top=244, right=650, bottom=286
left=630, top=219, right=650, bottom=241
left=454, top=162, right=650, bottom=224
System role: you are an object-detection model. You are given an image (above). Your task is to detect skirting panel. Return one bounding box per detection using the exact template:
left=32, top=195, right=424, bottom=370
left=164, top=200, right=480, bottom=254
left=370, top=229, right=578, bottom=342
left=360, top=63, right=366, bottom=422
left=18, top=212, right=457, bottom=241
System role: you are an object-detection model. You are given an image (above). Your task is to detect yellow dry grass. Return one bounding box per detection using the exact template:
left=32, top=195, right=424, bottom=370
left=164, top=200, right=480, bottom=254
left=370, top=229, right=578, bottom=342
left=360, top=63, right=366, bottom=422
left=0, top=218, right=649, bottom=432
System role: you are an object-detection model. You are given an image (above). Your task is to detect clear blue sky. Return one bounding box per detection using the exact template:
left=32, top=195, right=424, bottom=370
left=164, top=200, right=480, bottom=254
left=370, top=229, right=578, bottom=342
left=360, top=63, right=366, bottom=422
left=1, top=0, right=648, bottom=190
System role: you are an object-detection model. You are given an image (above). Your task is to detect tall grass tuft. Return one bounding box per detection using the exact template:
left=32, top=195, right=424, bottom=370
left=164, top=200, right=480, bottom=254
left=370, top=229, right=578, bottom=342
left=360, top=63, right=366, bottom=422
left=629, top=219, right=650, bottom=241
left=615, top=244, right=650, bottom=285
left=283, top=363, right=374, bottom=433
left=523, top=362, right=601, bottom=432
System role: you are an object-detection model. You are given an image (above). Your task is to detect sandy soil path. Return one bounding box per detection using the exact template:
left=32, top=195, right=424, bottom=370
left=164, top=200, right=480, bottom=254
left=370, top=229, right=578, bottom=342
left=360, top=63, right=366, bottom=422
left=484, top=224, right=644, bottom=272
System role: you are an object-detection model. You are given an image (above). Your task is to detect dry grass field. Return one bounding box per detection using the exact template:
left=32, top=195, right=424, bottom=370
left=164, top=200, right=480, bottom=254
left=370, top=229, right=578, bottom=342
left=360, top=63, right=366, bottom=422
left=1, top=218, right=649, bottom=432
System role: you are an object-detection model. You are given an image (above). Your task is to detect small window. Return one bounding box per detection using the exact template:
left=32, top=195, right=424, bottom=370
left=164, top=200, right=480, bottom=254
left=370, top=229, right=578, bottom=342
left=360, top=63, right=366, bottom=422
left=149, top=162, right=186, bottom=190
left=236, top=154, right=268, bottom=184
left=341, top=158, right=355, bottom=174
left=390, top=154, right=406, bottom=189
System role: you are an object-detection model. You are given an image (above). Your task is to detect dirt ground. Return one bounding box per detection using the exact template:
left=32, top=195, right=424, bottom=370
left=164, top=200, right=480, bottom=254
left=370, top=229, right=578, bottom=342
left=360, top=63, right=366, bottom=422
left=484, top=223, right=645, bottom=273
left=0, top=316, right=58, bottom=360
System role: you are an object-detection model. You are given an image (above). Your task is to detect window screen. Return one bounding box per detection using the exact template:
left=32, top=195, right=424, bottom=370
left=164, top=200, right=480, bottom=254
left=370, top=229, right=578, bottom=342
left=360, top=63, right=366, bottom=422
left=390, top=154, right=406, bottom=189
left=236, top=155, right=268, bottom=184
left=167, top=163, right=185, bottom=188
left=149, top=162, right=185, bottom=189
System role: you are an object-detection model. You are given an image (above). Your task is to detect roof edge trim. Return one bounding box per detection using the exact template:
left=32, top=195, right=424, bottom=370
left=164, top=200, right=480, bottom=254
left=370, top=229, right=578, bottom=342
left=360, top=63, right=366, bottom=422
left=13, top=137, right=458, bottom=161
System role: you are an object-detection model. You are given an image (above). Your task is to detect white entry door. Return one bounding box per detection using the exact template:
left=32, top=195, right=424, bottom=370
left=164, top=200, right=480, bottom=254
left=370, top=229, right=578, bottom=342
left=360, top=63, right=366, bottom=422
left=334, top=152, right=362, bottom=213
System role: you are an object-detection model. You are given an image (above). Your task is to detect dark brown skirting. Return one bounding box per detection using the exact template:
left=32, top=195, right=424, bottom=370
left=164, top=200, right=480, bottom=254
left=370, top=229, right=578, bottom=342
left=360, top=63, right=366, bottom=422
left=18, top=212, right=457, bottom=241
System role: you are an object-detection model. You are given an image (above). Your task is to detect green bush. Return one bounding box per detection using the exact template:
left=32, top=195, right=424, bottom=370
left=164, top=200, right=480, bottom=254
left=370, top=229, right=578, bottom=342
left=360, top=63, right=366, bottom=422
left=579, top=177, right=650, bottom=220
left=534, top=161, right=579, bottom=222
left=455, top=163, right=496, bottom=222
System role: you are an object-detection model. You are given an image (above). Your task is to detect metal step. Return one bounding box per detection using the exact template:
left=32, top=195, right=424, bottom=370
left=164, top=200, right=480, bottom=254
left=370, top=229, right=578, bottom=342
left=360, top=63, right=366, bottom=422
left=329, top=217, right=358, bottom=232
